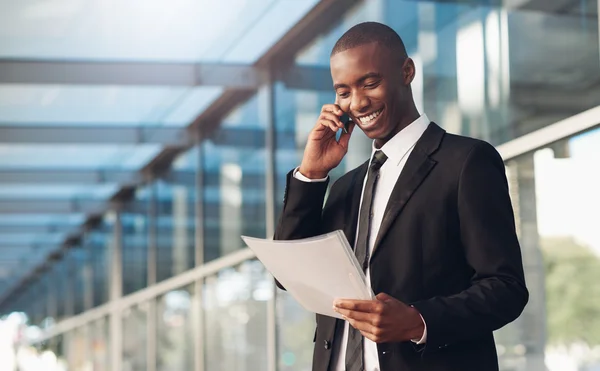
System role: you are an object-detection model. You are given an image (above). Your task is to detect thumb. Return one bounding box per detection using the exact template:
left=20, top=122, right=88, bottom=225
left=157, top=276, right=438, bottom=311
left=338, top=120, right=356, bottom=149
left=376, top=292, right=394, bottom=302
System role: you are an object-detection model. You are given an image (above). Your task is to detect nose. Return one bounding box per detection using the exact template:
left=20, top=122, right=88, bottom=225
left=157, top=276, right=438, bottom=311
left=350, top=91, right=370, bottom=115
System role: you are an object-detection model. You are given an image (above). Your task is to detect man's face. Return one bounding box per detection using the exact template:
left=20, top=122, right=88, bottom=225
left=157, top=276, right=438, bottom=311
left=330, top=42, right=413, bottom=144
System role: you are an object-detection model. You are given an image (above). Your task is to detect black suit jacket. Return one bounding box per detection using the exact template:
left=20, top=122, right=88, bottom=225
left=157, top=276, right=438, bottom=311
left=274, top=123, right=528, bottom=371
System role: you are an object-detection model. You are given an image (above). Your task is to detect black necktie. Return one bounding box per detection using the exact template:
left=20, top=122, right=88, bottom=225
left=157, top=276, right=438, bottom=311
left=345, top=150, right=387, bottom=371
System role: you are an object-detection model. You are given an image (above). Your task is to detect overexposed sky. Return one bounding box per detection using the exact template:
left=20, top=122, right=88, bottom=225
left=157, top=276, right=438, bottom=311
left=534, top=128, right=600, bottom=254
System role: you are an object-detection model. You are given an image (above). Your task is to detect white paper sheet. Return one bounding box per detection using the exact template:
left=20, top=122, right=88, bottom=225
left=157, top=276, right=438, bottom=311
left=241, top=230, right=374, bottom=319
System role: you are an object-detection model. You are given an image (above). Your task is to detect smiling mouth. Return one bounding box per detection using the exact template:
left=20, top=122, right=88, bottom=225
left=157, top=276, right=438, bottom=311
left=357, top=108, right=384, bottom=127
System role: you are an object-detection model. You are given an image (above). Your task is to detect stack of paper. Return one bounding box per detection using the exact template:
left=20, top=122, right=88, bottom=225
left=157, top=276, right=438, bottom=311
left=241, top=230, right=374, bottom=319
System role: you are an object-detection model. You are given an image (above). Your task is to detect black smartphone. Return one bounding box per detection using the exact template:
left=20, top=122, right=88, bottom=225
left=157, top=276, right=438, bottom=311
left=340, top=113, right=352, bottom=133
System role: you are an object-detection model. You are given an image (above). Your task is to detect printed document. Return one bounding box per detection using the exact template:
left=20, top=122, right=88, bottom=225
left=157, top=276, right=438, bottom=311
left=241, top=230, right=374, bottom=319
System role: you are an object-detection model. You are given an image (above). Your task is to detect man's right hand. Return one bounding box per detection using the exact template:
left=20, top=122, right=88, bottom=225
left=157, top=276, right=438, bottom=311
left=298, top=104, right=355, bottom=179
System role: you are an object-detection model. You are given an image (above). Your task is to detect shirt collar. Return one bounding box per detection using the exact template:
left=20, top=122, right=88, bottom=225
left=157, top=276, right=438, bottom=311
left=371, top=114, right=430, bottom=167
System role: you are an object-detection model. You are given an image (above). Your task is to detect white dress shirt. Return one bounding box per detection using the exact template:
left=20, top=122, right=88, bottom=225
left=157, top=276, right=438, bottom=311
left=294, top=114, right=431, bottom=371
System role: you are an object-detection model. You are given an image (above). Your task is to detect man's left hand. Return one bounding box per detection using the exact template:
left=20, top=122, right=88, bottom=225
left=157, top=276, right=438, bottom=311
left=333, top=293, right=425, bottom=343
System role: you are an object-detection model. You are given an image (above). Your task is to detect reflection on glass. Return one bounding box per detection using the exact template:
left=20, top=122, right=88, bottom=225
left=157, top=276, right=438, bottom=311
left=157, top=286, right=194, bottom=371
left=89, top=215, right=114, bottom=308
left=203, top=94, right=266, bottom=262
left=122, top=187, right=150, bottom=295
left=70, top=247, right=88, bottom=315
left=276, top=290, right=314, bottom=371
left=496, top=127, right=600, bottom=370
left=204, top=260, right=271, bottom=371
left=122, top=304, right=148, bottom=371
left=155, top=148, right=197, bottom=282
left=90, top=317, right=110, bottom=371
left=293, top=0, right=599, bottom=146
left=67, top=327, right=89, bottom=371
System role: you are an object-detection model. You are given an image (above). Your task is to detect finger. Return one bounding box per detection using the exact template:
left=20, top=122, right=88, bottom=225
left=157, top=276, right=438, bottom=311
left=360, top=329, right=384, bottom=343
left=322, top=104, right=344, bottom=116
left=375, top=292, right=395, bottom=302
left=337, top=120, right=355, bottom=149
left=334, top=307, right=372, bottom=322
left=334, top=299, right=383, bottom=313
left=345, top=317, right=383, bottom=342
left=320, top=111, right=344, bottom=129
left=319, top=119, right=339, bottom=132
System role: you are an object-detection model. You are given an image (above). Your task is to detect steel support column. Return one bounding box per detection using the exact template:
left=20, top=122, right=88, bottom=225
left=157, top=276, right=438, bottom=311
left=194, top=129, right=206, bottom=371
left=147, top=184, right=158, bottom=371
left=260, top=71, right=278, bottom=371
left=109, top=210, right=123, bottom=371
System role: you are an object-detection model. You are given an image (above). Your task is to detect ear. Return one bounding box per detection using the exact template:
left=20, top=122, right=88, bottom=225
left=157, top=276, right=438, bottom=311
left=402, top=57, right=416, bottom=85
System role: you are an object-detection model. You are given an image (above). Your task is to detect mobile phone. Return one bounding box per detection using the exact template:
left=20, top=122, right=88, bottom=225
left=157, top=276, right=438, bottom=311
left=340, top=113, right=351, bottom=134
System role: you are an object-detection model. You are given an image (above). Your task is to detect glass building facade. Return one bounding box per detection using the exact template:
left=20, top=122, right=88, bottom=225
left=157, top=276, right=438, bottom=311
left=0, top=0, right=599, bottom=370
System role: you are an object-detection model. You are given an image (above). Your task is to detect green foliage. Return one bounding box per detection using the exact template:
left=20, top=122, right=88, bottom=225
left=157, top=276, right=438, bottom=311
left=542, top=237, right=600, bottom=346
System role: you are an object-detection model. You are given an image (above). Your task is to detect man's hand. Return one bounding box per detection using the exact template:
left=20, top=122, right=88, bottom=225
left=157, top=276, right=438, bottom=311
left=333, top=293, right=425, bottom=343
left=298, top=104, right=355, bottom=179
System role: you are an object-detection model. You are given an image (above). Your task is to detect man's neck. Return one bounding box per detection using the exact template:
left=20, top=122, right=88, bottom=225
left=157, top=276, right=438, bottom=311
left=375, top=108, right=421, bottom=148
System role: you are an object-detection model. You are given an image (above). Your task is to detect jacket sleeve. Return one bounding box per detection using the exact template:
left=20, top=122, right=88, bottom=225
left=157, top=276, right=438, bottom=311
left=272, top=169, right=329, bottom=289
left=411, top=141, right=529, bottom=353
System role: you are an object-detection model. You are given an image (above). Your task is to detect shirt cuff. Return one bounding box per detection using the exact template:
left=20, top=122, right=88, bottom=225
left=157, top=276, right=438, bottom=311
left=293, top=166, right=328, bottom=182
left=411, top=310, right=427, bottom=344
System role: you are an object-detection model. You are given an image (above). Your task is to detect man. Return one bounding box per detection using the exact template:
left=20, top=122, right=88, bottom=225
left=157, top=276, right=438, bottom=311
left=274, top=22, right=528, bottom=371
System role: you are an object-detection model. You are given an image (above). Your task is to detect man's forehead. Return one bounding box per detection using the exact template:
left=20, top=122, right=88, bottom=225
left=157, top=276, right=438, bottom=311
left=330, top=43, right=389, bottom=75
left=330, top=42, right=385, bottom=62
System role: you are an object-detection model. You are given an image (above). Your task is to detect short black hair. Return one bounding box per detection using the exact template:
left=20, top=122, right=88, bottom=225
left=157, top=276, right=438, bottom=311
left=330, top=22, right=408, bottom=61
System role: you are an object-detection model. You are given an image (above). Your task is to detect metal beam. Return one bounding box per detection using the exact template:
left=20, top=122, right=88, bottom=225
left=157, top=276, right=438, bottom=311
left=0, top=224, right=79, bottom=234
left=0, top=169, right=140, bottom=185
left=0, top=60, right=265, bottom=88
left=0, top=196, right=268, bottom=215
left=0, top=169, right=200, bottom=185
left=497, top=104, right=600, bottom=160
left=0, top=59, right=331, bottom=90
left=0, top=125, right=299, bottom=149
left=277, top=65, right=331, bottom=91
left=0, top=169, right=266, bottom=187
left=0, top=241, right=62, bottom=249
left=0, top=125, right=189, bottom=145
left=0, top=199, right=107, bottom=214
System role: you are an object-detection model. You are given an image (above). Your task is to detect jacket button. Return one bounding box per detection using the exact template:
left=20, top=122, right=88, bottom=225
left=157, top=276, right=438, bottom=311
left=324, top=340, right=331, bottom=350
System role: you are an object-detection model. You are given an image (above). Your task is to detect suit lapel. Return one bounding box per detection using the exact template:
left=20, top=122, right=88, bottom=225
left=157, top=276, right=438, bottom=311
left=372, top=123, right=445, bottom=254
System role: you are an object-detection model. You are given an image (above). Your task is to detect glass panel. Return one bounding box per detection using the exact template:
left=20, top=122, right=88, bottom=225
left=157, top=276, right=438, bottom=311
left=202, top=94, right=266, bottom=263
left=291, top=0, right=599, bottom=146
left=88, top=215, right=114, bottom=308
left=204, top=260, right=271, bottom=371
left=70, top=247, right=88, bottom=315
left=155, top=148, right=197, bottom=281
left=276, top=290, right=315, bottom=371
left=494, top=126, right=600, bottom=371
left=156, top=286, right=195, bottom=371
left=68, top=327, right=90, bottom=371
left=162, top=87, right=224, bottom=126
left=0, top=85, right=187, bottom=124
left=54, top=334, right=69, bottom=370
left=53, top=259, right=69, bottom=322
left=90, top=317, right=110, bottom=371
left=0, top=144, right=161, bottom=168
left=0, top=0, right=318, bottom=62
left=0, top=184, right=118, bottom=199
left=122, top=303, right=148, bottom=371
left=122, top=186, right=150, bottom=295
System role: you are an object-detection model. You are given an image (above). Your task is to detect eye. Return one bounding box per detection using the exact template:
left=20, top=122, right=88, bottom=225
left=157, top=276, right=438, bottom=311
left=365, top=81, right=380, bottom=89
left=337, top=91, right=350, bottom=99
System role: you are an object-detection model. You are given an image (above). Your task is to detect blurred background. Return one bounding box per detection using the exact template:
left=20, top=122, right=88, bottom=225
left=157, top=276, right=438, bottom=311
left=0, top=0, right=598, bottom=370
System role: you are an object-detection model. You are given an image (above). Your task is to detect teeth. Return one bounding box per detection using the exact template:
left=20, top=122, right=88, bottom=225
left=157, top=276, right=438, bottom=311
left=359, top=109, right=382, bottom=125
